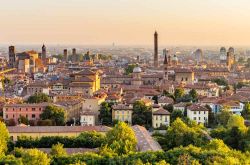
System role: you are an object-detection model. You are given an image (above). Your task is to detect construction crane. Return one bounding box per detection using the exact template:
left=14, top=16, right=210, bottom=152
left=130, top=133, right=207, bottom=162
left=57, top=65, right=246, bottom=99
left=0, top=68, right=16, bottom=99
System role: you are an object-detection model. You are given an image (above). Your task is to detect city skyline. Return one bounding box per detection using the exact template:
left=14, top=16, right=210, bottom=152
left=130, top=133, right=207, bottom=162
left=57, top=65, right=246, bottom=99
left=2, top=0, right=250, bottom=46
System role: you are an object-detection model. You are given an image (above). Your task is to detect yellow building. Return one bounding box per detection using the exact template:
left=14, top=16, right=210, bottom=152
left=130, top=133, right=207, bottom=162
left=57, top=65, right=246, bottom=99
left=152, top=107, right=170, bottom=128
left=69, top=69, right=101, bottom=96
left=112, top=104, right=133, bottom=124
left=175, top=68, right=194, bottom=84
left=8, top=126, right=110, bottom=141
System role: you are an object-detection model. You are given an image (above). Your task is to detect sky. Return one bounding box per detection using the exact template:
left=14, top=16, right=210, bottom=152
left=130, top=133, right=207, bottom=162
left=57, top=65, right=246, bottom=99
left=1, top=0, right=250, bottom=46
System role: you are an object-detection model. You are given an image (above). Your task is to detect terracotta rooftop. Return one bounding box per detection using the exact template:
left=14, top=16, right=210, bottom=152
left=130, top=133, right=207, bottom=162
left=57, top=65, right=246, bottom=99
left=8, top=126, right=111, bottom=133
left=187, top=104, right=209, bottom=111
left=112, top=104, right=133, bottom=110
left=132, top=125, right=162, bottom=152
left=153, top=108, right=171, bottom=115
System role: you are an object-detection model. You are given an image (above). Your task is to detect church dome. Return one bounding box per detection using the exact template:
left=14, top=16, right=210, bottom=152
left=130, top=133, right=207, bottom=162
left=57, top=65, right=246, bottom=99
left=220, top=47, right=226, bottom=53
left=133, top=66, right=142, bottom=73
left=173, top=54, right=178, bottom=61
left=228, top=47, right=234, bottom=53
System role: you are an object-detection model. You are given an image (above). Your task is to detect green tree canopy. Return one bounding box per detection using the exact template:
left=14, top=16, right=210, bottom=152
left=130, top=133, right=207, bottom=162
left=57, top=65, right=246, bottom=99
left=174, top=88, right=185, bottom=100
left=216, top=107, right=233, bottom=127
left=132, top=101, right=152, bottom=128
left=18, top=148, right=50, bottom=165
left=124, top=64, right=137, bottom=75
left=99, top=102, right=113, bottom=125
left=189, top=89, right=198, bottom=101
left=212, top=78, right=228, bottom=86
left=50, top=143, right=67, bottom=157
left=0, top=122, right=9, bottom=156
left=18, top=115, right=29, bottom=125
left=40, top=105, right=66, bottom=126
left=238, top=57, right=245, bottom=63
left=227, top=115, right=247, bottom=131
left=104, top=122, right=137, bottom=155
left=27, top=93, right=51, bottom=103
left=204, top=139, right=230, bottom=153
left=170, top=110, right=184, bottom=123
left=155, top=118, right=208, bottom=150
left=242, top=102, right=250, bottom=120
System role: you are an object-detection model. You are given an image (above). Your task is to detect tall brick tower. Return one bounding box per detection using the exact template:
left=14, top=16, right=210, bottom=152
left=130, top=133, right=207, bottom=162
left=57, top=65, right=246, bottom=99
left=154, top=31, right=158, bottom=68
left=42, top=44, right=46, bottom=61
left=8, top=46, right=16, bottom=68
left=163, top=48, right=168, bottom=80
left=64, top=49, right=68, bottom=61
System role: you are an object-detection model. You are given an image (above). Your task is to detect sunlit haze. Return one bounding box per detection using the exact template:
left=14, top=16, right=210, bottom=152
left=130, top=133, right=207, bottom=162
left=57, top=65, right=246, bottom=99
left=1, top=0, right=250, bottom=46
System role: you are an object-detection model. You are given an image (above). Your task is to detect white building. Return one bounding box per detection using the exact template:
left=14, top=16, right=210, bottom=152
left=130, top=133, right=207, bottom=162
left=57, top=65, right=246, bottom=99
left=187, top=104, right=209, bottom=125
left=152, top=107, right=171, bottom=128
left=173, top=102, right=187, bottom=113
left=80, top=110, right=95, bottom=126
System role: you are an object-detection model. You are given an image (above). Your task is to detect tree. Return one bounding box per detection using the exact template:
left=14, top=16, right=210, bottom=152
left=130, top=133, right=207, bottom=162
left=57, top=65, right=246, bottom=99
left=216, top=107, right=232, bottom=127
left=0, top=122, right=9, bottom=156
left=177, top=154, right=201, bottom=165
left=7, top=119, right=16, bottom=126
left=51, top=143, right=67, bottom=157
left=204, top=139, right=230, bottom=153
left=27, top=93, right=51, bottom=103
left=19, top=148, right=50, bottom=165
left=170, top=110, right=184, bottom=123
left=227, top=115, right=247, bottom=131
left=174, top=88, right=184, bottom=100
left=99, top=102, right=113, bottom=125
left=238, top=57, right=245, bottom=63
left=241, top=102, right=250, bottom=120
left=160, top=118, right=208, bottom=150
left=163, top=104, right=174, bottom=113
left=124, top=64, right=137, bottom=75
left=132, top=101, right=152, bottom=128
left=40, top=105, right=66, bottom=126
left=205, top=105, right=216, bottom=128
left=212, top=78, right=228, bottom=87
left=189, top=89, right=198, bottom=102
left=152, top=95, right=158, bottom=104
left=224, top=127, right=244, bottom=150
left=104, top=122, right=137, bottom=155
left=18, top=115, right=28, bottom=125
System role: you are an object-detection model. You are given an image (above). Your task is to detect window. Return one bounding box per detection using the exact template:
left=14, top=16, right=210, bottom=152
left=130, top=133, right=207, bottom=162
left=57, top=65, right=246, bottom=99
left=26, top=114, right=28, bottom=118
left=6, top=108, right=8, bottom=111
left=199, top=117, right=200, bottom=120
left=204, top=111, right=205, bottom=114
left=186, top=77, right=188, bottom=81
left=194, top=111, right=196, bottom=115
left=26, top=108, right=28, bottom=111
left=39, top=108, right=42, bottom=111
left=199, top=111, right=200, bottom=114
left=32, top=114, right=36, bottom=118
left=6, top=115, right=8, bottom=119
left=13, top=114, right=15, bottom=118
left=19, top=108, right=21, bottom=111
left=193, top=117, right=196, bottom=120
left=32, top=108, right=35, bottom=111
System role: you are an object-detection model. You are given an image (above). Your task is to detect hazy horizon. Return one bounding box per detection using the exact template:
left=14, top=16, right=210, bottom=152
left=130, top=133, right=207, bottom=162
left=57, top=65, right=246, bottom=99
left=2, top=0, right=250, bottom=46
